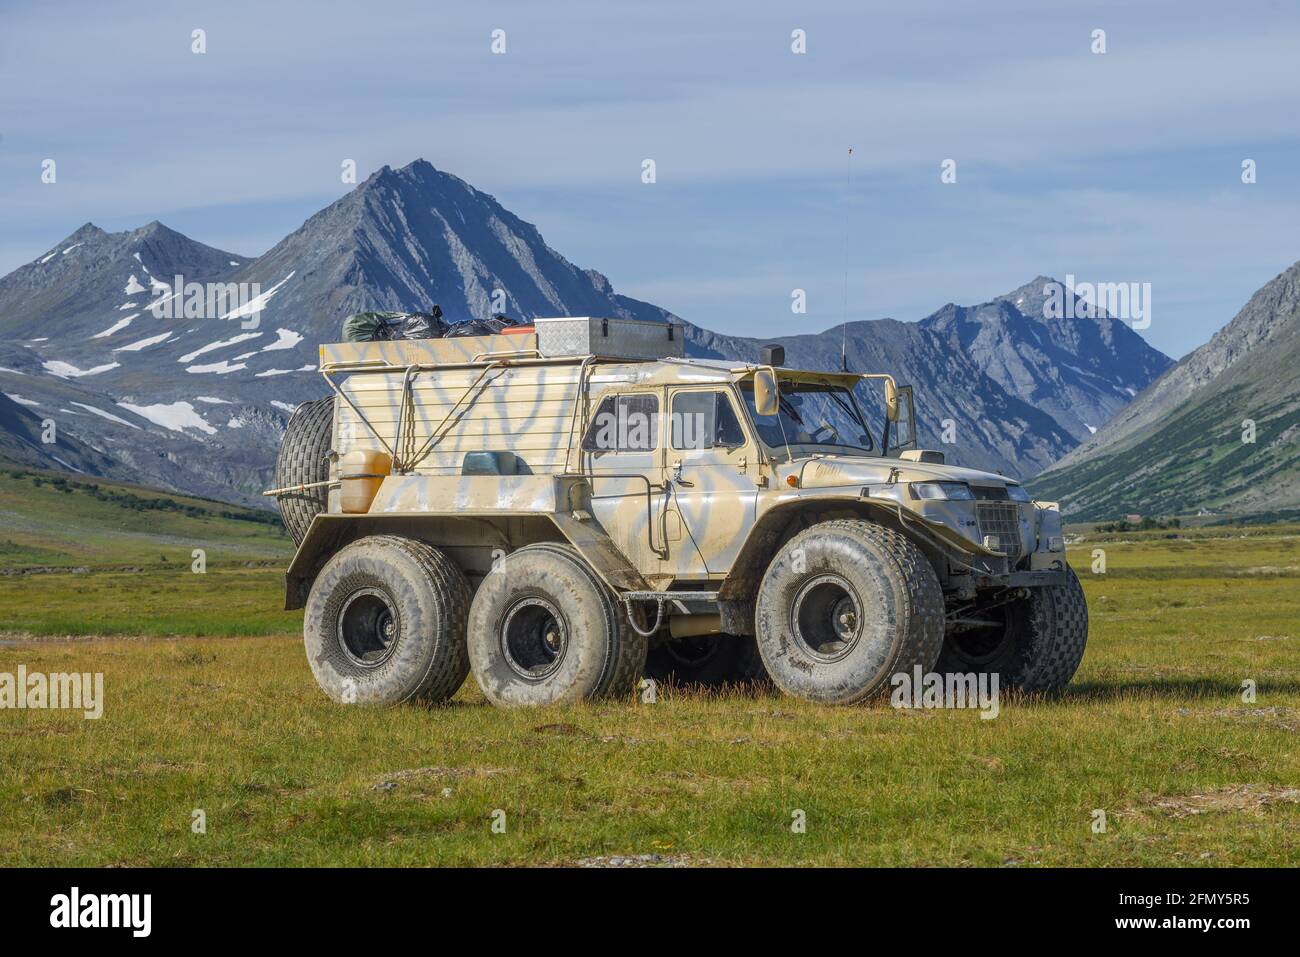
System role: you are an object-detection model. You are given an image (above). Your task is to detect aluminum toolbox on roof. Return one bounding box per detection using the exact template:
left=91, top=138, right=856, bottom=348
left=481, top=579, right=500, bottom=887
left=534, top=316, right=684, bottom=360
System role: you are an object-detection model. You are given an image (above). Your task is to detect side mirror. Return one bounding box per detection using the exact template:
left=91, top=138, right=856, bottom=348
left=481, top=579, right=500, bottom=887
left=885, top=378, right=900, bottom=421
left=753, top=369, right=779, bottom=417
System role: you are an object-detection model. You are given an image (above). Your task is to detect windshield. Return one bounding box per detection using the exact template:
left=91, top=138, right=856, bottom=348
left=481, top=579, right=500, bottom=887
left=740, top=380, right=876, bottom=457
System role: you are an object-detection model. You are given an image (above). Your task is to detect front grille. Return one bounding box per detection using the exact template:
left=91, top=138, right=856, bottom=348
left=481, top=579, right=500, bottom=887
left=976, top=502, right=1022, bottom=555
left=972, top=485, right=1010, bottom=501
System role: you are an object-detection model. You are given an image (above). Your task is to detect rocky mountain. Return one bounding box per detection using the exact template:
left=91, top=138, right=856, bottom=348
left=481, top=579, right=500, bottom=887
left=0, top=159, right=1171, bottom=505
left=0, top=221, right=246, bottom=343
left=919, top=277, right=1173, bottom=442
left=0, top=391, right=120, bottom=475
left=1032, top=261, right=1300, bottom=520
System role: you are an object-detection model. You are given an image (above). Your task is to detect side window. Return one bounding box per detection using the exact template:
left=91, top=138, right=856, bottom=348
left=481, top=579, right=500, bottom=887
left=582, top=393, right=660, bottom=452
left=671, top=391, right=746, bottom=450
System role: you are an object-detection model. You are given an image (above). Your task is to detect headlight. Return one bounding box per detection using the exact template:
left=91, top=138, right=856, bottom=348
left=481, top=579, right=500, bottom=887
left=910, top=481, right=973, bottom=501
left=1006, top=484, right=1032, bottom=503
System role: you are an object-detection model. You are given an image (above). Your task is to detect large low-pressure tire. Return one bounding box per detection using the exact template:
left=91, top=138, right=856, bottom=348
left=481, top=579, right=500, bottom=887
left=935, top=565, right=1088, bottom=694
left=275, top=396, right=334, bottom=545
left=467, top=543, right=647, bottom=707
left=755, top=520, right=944, bottom=705
left=304, top=535, right=470, bottom=705
left=644, top=634, right=770, bottom=690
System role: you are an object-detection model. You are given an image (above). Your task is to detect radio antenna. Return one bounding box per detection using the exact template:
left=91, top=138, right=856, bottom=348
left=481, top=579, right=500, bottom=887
left=841, top=146, right=853, bottom=372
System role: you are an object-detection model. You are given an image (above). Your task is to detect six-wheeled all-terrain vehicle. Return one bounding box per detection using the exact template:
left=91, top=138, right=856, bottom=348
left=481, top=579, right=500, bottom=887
left=271, top=316, right=1087, bottom=708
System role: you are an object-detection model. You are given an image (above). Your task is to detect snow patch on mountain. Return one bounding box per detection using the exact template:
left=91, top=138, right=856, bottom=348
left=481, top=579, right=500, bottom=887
left=113, top=331, right=174, bottom=352
left=92, top=314, right=138, bottom=339
left=185, top=360, right=247, bottom=375
left=70, top=402, right=140, bottom=429
left=220, top=272, right=295, bottom=322
left=43, top=360, right=120, bottom=378
left=179, top=332, right=262, bottom=364
left=261, top=328, right=304, bottom=352
left=118, top=400, right=216, bottom=436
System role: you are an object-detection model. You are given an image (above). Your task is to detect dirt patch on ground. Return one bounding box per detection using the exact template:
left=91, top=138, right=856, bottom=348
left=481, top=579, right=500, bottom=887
left=1175, top=705, right=1299, bottom=731
left=371, top=766, right=512, bottom=791
left=531, top=722, right=593, bottom=738
left=571, top=853, right=711, bottom=868
left=1135, top=784, right=1300, bottom=819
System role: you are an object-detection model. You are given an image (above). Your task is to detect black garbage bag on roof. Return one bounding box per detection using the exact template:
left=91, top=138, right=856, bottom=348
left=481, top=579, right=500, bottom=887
left=341, top=307, right=446, bottom=342
left=444, top=314, right=525, bottom=338
left=401, top=305, right=445, bottom=340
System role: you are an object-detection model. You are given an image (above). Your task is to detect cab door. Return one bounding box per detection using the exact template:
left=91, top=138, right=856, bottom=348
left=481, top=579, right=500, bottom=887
left=580, top=390, right=668, bottom=580
left=660, top=387, right=757, bottom=581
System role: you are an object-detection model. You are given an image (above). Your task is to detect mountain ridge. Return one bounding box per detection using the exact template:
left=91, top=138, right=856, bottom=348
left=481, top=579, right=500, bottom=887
left=1032, top=260, right=1300, bottom=519
left=0, top=159, right=1175, bottom=505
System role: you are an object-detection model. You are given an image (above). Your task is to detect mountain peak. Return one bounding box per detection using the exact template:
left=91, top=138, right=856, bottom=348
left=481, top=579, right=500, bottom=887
left=67, top=222, right=107, bottom=242
left=357, top=159, right=457, bottom=193
left=134, top=220, right=179, bottom=240
left=995, top=276, right=1063, bottom=316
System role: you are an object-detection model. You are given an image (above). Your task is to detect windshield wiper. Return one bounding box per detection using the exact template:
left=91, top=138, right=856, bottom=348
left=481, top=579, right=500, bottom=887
left=824, top=390, right=874, bottom=452
left=778, top=395, right=805, bottom=426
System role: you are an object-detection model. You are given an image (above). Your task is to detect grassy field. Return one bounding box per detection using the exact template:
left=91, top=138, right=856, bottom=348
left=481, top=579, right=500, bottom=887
left=0, top=467, right=291, bottom=636
left=0, top=467, right=291, bottom=569
left=1, top=518, right=1297, bottom=866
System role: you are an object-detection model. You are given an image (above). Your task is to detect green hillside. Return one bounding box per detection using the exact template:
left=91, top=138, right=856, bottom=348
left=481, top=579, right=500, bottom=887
left=0, top=467, right=295, bottom=637
left=0, top=467, right=291, bottom=568
left=1032, top=264, right=1300, bottom=522
left=1032, top=381, right=1300, bottom=522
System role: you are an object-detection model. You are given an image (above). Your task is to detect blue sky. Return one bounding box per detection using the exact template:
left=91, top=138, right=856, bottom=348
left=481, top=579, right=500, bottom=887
left=2, top=0, right=1298, bottom=359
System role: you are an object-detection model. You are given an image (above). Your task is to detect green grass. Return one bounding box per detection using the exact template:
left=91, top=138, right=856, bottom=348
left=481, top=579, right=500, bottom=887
left=0, top=467, right=291, bottom=568
left=0, top=466, right=293, bottom=636
left=1, top=527, right=1297, bottom=866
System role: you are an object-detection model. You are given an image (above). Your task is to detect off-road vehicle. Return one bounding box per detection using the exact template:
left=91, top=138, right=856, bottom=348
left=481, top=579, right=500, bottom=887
left=271, top=317, right=1087, bottom=707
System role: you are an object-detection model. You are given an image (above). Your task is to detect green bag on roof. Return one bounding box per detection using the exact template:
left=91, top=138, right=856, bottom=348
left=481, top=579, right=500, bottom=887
left=341, top=311, right=404, bottom=342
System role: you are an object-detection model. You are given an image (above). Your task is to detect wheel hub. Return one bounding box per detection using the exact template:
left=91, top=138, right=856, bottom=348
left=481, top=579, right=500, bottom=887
left=337, top=588, right=400, bottom=667
left=501, top=596, right=568, bottom=680
left=792, top=575, right=863, bottom=662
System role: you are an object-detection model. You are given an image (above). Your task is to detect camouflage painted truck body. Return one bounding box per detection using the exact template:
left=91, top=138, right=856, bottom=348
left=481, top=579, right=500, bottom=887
left=281, top=316, right=1087, bottom=707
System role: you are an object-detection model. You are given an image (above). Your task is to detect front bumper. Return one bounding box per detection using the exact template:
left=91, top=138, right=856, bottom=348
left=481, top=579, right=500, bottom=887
left=971, top=567, right=1068, bottom=589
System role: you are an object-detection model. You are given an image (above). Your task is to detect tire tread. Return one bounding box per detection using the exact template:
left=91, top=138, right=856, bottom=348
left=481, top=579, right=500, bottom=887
left=275, top=397, right=334, bottom=545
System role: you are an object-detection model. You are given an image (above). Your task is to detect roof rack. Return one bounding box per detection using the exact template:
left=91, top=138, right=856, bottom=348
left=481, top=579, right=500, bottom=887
left=319, top=316, right=684, bottom=373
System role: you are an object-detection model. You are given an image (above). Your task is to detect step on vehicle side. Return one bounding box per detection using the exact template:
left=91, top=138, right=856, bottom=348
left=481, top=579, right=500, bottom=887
left=272, top=316, right=1088, bottom=707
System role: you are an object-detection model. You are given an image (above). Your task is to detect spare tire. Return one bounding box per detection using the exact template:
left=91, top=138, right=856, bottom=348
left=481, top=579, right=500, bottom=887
left=275, top=397, right=334, bottom=544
